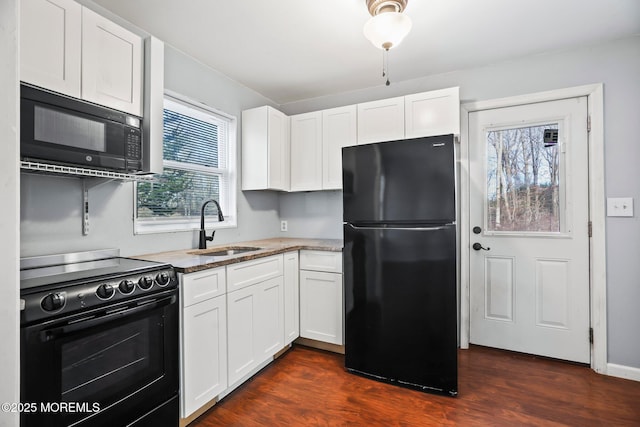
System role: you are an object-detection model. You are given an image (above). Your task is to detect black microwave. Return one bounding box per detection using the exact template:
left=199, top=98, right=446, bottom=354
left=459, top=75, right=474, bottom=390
left=21, top=84, right=144, bottom=173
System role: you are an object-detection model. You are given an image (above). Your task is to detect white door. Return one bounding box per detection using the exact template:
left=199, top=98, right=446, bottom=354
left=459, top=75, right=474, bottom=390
left=469, top=97, right=590, bottom=363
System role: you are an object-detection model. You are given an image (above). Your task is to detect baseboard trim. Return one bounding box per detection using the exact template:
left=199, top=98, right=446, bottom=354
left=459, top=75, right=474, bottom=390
left=295, top=337, right=345, bottom=354
left=607, top=363, right=640, bottom=382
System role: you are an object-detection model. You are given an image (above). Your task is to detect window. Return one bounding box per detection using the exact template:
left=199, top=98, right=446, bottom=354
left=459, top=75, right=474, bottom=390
left=485, top=123, right=561, bottom=233
left=135, top=92, right=236, bottom=234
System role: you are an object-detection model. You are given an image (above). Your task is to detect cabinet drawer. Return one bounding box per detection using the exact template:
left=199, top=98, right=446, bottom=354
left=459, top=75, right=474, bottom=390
left=227, top=255, right=283, bottom=292
left=181, top=267, right=226, bottom=307
left=300, top=250, right=342, bottom=273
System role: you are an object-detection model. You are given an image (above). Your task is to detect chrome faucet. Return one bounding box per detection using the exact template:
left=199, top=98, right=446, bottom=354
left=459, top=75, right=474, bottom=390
left=199, top=199, right=224, bottom=249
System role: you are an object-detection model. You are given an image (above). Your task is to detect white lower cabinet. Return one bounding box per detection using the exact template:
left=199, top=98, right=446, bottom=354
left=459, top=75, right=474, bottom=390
left=180, top=268, right=228, bottom=419
left=299, top=250, right=344, bottom=345
left=256, top=277, right=285, bottom=359
left=180, top=250, right=339, bottom=418
left=283, top=251, right=300, bottom=344
left=226, top=284, right=259, bottom=386
left=227, top=276, right=284, bottom=386
left=226, top=255, right=285, bottom=387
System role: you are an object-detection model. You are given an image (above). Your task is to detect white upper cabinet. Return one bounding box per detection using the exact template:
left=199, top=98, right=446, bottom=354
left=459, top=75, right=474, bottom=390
left=290, top=111, right=323, bottom=192
left=242, top=106, right=290, bottom=191
left=242, top=87, right=459, bottom=193
left=20, top=1, right=143, bottom=116
left=322, top=105, right=357, bottom=190
left=357, top=96, right=405, bottom=144
left=20, top=0, right=82, bottom=98
left=405, top=87, right=460, bottom=138
left=81, top=7, right=143, bottom=116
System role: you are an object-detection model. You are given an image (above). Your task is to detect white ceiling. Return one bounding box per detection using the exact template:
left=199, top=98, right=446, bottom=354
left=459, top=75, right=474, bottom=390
left=92, top=0, right=640, bottom=105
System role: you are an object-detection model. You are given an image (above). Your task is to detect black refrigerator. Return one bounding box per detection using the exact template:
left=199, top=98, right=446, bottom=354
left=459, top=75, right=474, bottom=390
left=342, top=134, right=457, bottom=397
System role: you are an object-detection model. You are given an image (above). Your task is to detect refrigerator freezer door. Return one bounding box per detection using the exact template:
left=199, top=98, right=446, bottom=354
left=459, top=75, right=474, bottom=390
left=342, top=135, right=455, bottom=224
left=343, top=223, right=458, bottom=396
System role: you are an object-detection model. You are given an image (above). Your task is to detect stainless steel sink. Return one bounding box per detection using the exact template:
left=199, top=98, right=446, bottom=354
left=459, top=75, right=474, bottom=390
left=189, top=246, right=261, bottom=257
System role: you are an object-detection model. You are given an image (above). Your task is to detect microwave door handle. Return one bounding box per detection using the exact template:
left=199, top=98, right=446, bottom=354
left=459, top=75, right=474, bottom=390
left=39, top=294, right=176, bottom=342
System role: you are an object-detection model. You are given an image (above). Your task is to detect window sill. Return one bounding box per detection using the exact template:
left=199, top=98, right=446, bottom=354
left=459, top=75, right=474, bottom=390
left=134, top=218, right=237, bottom=235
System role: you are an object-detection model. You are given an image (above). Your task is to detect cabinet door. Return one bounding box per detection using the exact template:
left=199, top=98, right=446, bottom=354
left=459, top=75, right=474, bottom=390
left=181, top=295, right=227, bottom=418
left=290, top=111, right=323, bottom=191
left=81, top=7, right=143, bottom=116
left=322, top=105, right=357, bottom=190
left=227, top=285, right=258, bottom=386
left=20, top=0, right=81, bottom=97
left=283, top=252, right=299, bottom=345
left=268, top=107, right=290, bottom=190
left=357, top=97, right=404, bottom=144
left=300, top=270, right=343, bottom=345
left=255, top=276, right=284, bottom=361
left=241, top=106, right=290, bottom=191
left=405, top=87, right=460, bottom=138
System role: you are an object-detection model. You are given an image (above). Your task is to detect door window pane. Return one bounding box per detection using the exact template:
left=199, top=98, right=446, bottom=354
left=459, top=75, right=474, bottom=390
left=486, top=124, right=560, bottom=232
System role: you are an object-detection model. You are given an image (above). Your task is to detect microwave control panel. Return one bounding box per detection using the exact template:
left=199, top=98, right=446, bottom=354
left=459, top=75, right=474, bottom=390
left=125, top=127, right=142, bottom=160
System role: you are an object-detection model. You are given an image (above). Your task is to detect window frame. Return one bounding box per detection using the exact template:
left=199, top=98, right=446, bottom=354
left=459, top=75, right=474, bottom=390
left=133, top=90, right=237, bottom=235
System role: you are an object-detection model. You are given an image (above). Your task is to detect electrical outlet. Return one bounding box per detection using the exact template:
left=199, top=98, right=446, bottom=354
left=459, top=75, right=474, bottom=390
left=607, top=197, right=634, bottom=217
left=280, top=220, right=288, bottom=232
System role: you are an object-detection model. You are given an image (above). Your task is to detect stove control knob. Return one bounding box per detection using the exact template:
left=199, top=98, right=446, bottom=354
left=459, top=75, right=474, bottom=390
left=156, top=272, right=170, bottom=287
left=96, top=284, right=115, bottom=300
left=119, top=279, right=135, bottom=294
left=41, top=293, right=66, bottom=311
left=138, top=276, right=154, bottom=290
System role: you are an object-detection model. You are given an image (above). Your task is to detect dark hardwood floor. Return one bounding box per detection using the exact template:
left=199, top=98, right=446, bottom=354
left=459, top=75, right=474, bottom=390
left=191, top=345, right=640, bottom=426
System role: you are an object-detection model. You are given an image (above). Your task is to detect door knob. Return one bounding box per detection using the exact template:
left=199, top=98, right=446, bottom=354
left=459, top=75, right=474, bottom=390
left=472, top=243, right=490, bottom=251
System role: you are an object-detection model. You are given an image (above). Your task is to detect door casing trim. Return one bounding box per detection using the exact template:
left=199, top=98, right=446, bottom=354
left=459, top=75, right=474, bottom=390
left=459, top=84, right=606, bottom=374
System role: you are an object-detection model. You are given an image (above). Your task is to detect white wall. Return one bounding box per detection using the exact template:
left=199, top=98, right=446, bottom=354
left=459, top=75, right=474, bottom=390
left=21, top=44, right=282, bottom=257
left=278, top=191, right=343, bottom=239
left=0, top=0, right=20, bottom=425
left=279, top=36, right=640, bottom=370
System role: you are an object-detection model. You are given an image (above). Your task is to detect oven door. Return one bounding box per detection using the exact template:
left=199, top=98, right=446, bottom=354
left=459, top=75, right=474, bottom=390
left=21, top=289, right=178, bottom=427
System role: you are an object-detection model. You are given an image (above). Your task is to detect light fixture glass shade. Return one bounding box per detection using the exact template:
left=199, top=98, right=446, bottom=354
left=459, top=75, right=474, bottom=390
left=363, top=12, right=412, bottom=50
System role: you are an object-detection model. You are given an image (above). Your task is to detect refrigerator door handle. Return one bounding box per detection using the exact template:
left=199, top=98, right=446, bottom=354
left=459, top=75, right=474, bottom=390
left=345, top=223, right=454, bottom=231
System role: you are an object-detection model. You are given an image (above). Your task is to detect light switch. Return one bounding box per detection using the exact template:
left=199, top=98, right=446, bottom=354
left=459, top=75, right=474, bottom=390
left=607, top=197, right=634, bottom=217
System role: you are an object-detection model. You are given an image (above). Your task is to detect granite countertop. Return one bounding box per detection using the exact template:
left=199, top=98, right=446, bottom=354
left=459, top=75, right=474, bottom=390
left=134, top=237, right=343, bottom=273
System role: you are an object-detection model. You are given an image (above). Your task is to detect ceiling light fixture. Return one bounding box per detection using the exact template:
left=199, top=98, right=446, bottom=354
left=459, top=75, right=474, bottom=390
left=363, top=0, right=412, bottom=86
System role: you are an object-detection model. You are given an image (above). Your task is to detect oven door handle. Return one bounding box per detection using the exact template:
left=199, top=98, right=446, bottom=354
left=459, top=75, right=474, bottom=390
left=40, top=294, right=176, bottom=341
